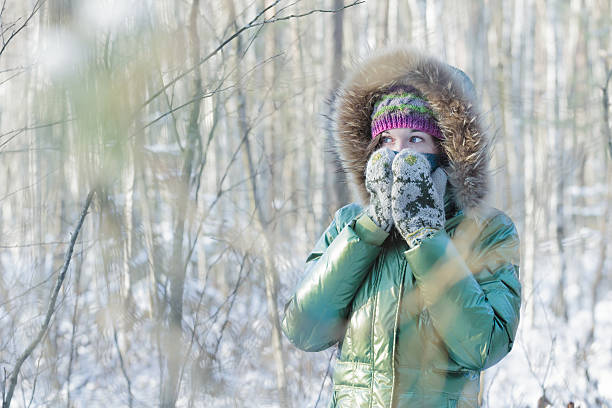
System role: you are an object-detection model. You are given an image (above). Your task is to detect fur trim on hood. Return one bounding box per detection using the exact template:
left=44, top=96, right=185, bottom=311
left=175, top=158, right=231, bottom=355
left=331, top=47, right=491, bottom=213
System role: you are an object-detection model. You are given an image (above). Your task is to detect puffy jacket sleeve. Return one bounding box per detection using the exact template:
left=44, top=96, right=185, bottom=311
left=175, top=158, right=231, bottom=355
left=281, top=203, right=389, bottom=352
left=404, top=211, right=521, bottom=370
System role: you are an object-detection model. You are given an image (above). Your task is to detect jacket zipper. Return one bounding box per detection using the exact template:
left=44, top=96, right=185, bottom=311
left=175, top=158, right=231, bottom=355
left=388, top=256, right=407, bottom=408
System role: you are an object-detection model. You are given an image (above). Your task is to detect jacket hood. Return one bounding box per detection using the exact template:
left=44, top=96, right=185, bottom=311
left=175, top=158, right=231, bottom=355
left=331, top=47, right=491, bottom=213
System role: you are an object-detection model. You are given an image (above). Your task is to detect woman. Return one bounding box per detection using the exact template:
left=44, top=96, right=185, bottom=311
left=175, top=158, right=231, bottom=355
left=281, top=47, right=521, bottom=407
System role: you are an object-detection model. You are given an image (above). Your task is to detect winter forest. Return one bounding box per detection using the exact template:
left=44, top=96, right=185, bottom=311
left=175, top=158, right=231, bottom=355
left=0, top=0, right=610, bottom=407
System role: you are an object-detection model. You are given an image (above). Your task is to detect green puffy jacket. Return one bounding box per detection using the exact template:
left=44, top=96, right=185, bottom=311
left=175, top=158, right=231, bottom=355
left=281, top=48, right=521, bottom=407
left=281, top=196, right=520, bottom=407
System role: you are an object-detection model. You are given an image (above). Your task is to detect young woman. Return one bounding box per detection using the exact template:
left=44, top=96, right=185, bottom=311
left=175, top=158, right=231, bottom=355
left=281, top=47, right=521, bottom=408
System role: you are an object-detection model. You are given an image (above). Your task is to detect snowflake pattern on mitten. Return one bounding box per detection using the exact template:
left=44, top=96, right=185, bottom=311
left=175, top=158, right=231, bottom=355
left=391, top=149, right=445, bottom=245
left=365, top=148, right=396, bottom=232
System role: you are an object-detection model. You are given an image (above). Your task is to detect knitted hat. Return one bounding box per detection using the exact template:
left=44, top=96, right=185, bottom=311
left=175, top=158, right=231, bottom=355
left=370, top=86, right=443, bottom=140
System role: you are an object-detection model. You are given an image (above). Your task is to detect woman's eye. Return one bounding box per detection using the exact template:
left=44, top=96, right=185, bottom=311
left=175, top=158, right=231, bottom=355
left=382, top=137, right=392, bottom=144
left=409, top=136, right=424, bottom=143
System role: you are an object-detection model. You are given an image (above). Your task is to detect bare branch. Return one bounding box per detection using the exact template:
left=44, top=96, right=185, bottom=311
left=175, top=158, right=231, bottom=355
left=142, top=52, right=284, bottom=131
left=0, top=240, right=72, bottom=248
left=0, top=0, right=45, bottom=60
left=250, top=1, right=365, bottom=27
left=0, top=168, right=60, bottom=202
left=113, top=328, right=134, bottom=408
left=2, top=190, right=94, bottom=408
left=138, top=0, right=362, bottom=111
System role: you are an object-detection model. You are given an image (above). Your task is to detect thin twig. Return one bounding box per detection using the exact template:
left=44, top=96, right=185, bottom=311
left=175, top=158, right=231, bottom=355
left=113, top=327, right=134, bottom=408
left=250, top=1, right=365, bottom=27
left=0, top=119, right=71, bottom=138
left=213, top=254, right=249, bottom=356
left=26, top=353, right=43, bottom=408
left=314, top=351, right=335, bottom=408
left=0, top=168, right=60, bottom=202
left=0, top=240, right=72, bottom=248
left=0, top=241, right=96, bottom=309
left=66, top=241, right=84, bottom=408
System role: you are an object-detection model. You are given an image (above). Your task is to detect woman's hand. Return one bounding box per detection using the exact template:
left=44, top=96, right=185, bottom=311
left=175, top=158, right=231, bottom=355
left=365, top=147, right=396, bottom=232
left=391, top=149, right=446, bottom=246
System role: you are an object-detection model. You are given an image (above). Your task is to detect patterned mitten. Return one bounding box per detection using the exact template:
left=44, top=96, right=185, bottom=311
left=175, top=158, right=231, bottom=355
left=391, top=149, right=446, bottom=247
left=431, top=166, right=448, bottom=205
left=365, top=148, right=396, bottom=232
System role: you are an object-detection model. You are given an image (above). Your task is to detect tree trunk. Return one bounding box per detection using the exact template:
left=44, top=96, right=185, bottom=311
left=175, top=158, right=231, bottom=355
left=377, top=0, right=389, bottom=45
left=500, top=0, right=513, bottom=212
left=292, top=16, right=315, bottom=238
left=587, top=67, right=611, bottom=345
left=511, top=0, right=525, bottom=229
left=228, top=2, right=290, bottom=406
left=408, top=0, right=428, bottom=48
left=161, top=1, right=202, bottom=406
left=326, top=0, right=351, bottom=212
left=523, top=0, right=537, bottom=327
left=122, top=143, right=135, bottom=302
left=546, top=0, right=568, bottom=322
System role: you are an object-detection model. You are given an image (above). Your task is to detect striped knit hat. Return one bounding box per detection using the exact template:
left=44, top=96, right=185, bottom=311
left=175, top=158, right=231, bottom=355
left=370, top=86, right=443, bottom=140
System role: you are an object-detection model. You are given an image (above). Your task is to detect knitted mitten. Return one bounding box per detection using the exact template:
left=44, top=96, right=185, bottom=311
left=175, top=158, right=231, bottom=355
left=431, top=166, right=448, bottom=205
left=391, top=149, right=446, bottom=247
left=365, top=148, right=396, bottom=232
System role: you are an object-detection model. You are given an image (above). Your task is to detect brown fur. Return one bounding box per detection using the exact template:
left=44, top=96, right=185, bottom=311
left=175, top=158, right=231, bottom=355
left=331, top=47, right=491, bottom=213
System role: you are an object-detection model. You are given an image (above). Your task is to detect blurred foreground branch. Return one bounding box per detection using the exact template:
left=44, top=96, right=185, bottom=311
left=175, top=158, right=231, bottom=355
left=1, top=190, right=94, bottom=408
left=588, top=67, right=612, bottom=345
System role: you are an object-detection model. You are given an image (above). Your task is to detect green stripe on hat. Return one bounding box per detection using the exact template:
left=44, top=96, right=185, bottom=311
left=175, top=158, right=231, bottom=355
left=373, top=92, right=422, bottom=109
left=372, top=104, right=437, bottom=120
